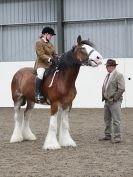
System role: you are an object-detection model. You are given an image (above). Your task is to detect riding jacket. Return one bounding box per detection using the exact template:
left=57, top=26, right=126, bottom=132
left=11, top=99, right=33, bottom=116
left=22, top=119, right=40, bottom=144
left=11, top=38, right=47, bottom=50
left=34, top=38, right=57, bottom=70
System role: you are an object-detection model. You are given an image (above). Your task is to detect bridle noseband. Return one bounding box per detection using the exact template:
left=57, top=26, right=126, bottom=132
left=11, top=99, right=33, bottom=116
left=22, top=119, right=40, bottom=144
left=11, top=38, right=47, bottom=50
left=80, top=49, right=96, bottom=66
left=88, top=49, right=95, bottom=59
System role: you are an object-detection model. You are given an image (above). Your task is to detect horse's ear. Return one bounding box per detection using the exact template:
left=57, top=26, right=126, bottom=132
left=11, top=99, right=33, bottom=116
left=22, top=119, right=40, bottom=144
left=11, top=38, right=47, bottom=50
left=77, top=35, right=82, bottom=45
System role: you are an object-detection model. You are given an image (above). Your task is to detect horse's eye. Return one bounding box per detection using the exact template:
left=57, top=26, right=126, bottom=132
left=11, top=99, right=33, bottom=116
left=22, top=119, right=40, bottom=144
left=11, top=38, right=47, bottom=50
left=81, top=47, right=85, bottom=50
left=80, top=48, right=85, bottom=53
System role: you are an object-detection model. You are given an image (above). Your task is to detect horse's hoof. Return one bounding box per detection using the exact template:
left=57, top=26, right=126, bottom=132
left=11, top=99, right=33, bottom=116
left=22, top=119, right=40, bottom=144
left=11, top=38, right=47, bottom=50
left=42, top=143, right=61, bottom=150
left=59, top=139, right=77, bottom=147
left=10, top=136, right=23, bottom=143
left=23, top=135, right=37, bottom=141
left=22, top=132, right=36, bottom=141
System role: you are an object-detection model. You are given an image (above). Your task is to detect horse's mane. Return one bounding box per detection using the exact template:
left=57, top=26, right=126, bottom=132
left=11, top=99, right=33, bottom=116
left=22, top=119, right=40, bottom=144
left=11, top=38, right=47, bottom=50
left=47, top=48, right=81, bottom=77
left=58, top=48, right=81, bottom=71
left=57, top=39, right=95, bottom=71
left=81, top=39, right=95, bottom=48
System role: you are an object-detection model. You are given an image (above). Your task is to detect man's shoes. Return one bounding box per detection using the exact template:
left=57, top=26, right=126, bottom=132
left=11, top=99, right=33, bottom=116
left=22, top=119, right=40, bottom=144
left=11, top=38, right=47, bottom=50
left=99, top=135, right=122, bottom=143
left=111, top=137, right=122, bottom=144
left=99, top=136, right=111, bottom=141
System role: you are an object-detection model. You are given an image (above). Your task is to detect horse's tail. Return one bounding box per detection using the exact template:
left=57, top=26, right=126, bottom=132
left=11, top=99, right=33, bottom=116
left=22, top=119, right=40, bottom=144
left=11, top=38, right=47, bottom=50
left=11, top=69, right=27, bottom=106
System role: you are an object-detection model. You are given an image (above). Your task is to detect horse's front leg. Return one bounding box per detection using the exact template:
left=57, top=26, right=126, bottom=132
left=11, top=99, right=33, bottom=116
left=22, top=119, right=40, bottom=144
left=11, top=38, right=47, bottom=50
left=59, top=107, right=76, bottom=147
left=43, top=112, right=61, bottom=150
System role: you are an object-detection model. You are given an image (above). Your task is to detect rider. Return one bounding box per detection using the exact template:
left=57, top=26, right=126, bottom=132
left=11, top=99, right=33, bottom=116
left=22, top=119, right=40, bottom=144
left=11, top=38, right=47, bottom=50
left=34, top=26, right=58, bottom=102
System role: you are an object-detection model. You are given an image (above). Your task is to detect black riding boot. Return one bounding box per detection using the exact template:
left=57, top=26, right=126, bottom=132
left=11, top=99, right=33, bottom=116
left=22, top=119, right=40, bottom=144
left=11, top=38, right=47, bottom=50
left=35, top=77, right=44, bottom=102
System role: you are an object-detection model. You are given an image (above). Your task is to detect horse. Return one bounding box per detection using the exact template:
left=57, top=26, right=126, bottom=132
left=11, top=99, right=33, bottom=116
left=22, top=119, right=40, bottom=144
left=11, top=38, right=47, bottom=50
left=10, top=35, right=102, bottom=150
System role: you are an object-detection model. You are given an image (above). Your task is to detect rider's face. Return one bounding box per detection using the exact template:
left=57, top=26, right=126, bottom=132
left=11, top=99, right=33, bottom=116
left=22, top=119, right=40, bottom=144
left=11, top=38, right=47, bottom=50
left=46, top=33, right=53, bottom=41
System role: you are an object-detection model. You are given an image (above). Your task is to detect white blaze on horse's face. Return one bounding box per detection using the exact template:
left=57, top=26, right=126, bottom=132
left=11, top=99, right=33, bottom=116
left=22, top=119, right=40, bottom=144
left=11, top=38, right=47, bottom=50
left=82, top=44, right=102, bottom=67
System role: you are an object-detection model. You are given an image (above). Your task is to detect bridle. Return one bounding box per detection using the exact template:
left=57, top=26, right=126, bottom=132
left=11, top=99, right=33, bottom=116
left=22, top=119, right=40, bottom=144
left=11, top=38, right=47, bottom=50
left=80, top=48, right=98, bottom=66
left=88, top=49, right=95, bottom=59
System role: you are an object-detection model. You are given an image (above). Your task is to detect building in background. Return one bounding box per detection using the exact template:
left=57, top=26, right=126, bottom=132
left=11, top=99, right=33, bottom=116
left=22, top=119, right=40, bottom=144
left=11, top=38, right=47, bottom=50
left=0, top=0, right=133, bottom=107
left=0, top=0, right=133, bottom=62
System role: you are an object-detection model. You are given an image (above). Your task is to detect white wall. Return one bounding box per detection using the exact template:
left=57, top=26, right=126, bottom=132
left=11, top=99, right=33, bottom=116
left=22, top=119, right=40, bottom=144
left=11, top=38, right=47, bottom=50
left=0, top=59, right=132, bottom=108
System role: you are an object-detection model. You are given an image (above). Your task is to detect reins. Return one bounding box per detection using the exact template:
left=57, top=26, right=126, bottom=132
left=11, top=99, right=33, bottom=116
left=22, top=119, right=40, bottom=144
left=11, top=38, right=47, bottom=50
left=48, top=66, right=59, bottom=87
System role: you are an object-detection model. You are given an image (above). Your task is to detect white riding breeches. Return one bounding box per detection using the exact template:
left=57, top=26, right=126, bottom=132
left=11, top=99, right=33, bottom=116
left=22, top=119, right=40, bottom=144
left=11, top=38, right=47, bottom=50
left=37, top=68, right=45, bottom=80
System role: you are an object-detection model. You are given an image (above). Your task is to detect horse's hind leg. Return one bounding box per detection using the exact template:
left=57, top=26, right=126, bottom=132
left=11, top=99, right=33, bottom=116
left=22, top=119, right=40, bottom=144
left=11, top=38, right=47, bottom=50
left=10, top=99, right=24, bottom=143
left=21, top=101, right=36, bottom=141
left=59, top=106, right=76, bottom=147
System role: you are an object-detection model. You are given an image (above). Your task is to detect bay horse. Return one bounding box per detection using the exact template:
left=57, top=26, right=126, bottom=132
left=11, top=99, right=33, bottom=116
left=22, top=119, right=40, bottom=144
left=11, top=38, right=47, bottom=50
left=10, top=35, right=102, bottom=150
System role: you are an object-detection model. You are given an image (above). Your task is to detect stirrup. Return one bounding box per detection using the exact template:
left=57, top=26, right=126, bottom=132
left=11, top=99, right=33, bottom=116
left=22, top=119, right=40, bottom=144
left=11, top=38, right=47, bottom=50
left=35, top=95, right=44, bottom=102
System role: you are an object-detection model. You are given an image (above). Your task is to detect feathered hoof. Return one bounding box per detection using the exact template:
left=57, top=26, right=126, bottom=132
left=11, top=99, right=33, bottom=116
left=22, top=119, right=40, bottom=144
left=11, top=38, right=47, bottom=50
left=43, top=142, right=61, bottom=150
left=10, top=135, right=23, bottom=143
left=59, top=139, right=77, bottom=147
left=22, top=133, right=37, bottom=141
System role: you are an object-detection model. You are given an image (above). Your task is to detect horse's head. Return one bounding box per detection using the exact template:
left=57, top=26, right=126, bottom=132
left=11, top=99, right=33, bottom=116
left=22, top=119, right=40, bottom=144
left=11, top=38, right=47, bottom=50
left=74, top=35, right=102, bottom=67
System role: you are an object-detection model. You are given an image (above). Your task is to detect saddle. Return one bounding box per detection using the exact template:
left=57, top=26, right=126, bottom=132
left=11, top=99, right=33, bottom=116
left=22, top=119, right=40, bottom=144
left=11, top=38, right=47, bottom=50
left=33, top=57, right=59, bottom=80
left=33, top=58, right=59, bottom=105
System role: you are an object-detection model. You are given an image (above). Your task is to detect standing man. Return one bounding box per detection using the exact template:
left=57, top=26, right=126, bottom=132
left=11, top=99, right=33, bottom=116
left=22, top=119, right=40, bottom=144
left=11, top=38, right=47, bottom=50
left=34, top=26, right=57, bottom=102
left=100, top=59, right=125, bottom=143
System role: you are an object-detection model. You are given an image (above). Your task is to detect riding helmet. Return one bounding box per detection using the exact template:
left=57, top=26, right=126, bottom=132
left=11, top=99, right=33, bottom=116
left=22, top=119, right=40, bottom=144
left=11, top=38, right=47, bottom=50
left=42, top=27, right=56, bottom=35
